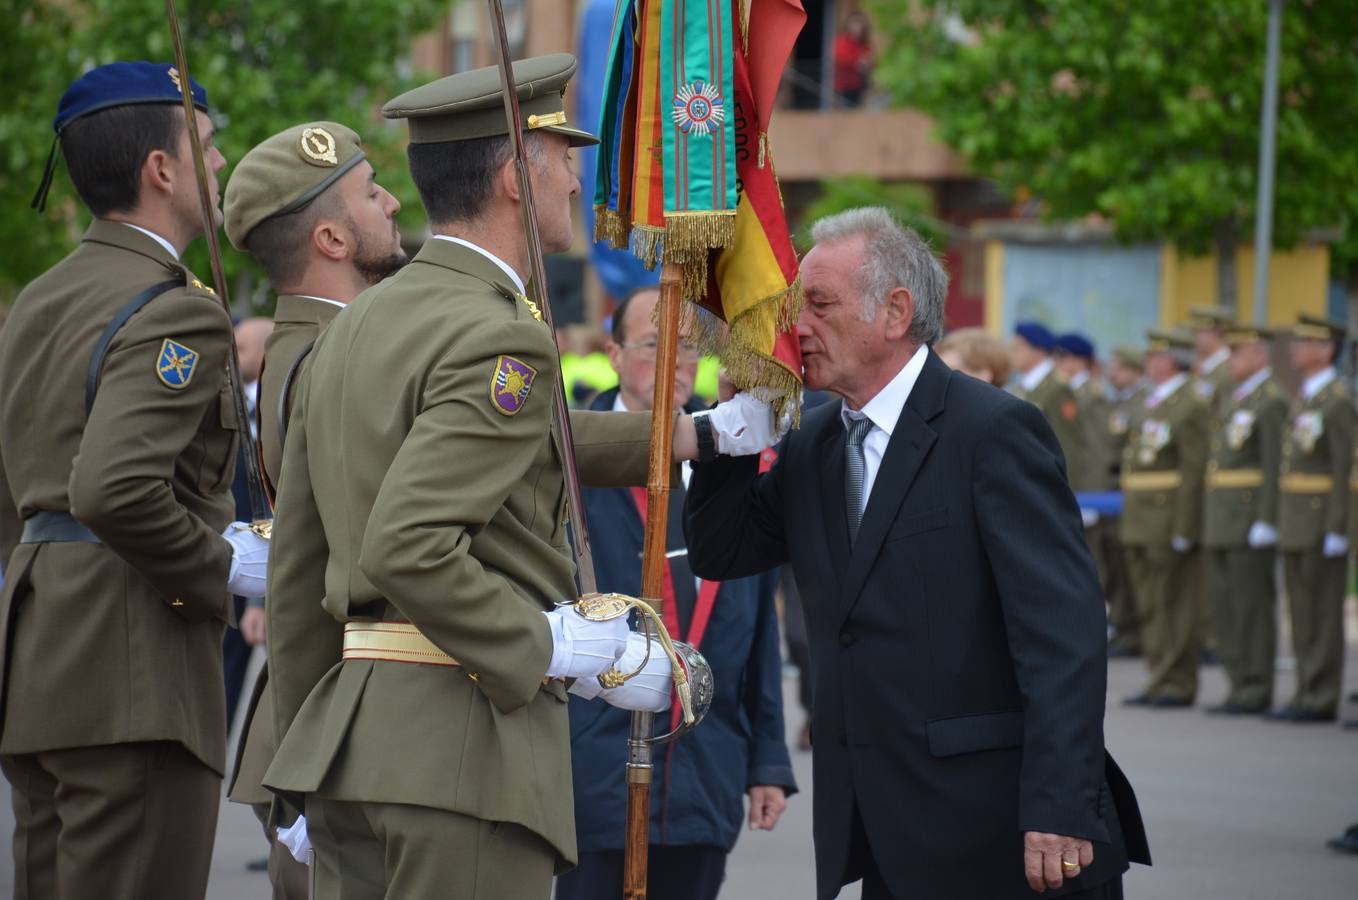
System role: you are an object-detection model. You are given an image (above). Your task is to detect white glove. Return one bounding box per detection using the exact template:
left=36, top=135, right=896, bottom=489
left=1323, top=532, right=1349, bottom=558
left=704, top=391, right=790, bottom=456
left=543, top=607, right=629, bottom=680
left=223, top=522, right=269, bottom=597
left=1247, top=521, right=1278, bottom=549
left=276, top=815, right=311, bottom=864
left=1079, top=508, right=1100, bottom=528
left=1170, top=535, right=1192, bottom=554
left=596, top=632, right=674, bottom=713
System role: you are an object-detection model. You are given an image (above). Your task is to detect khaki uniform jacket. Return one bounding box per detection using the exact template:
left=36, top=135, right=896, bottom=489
left=1074, top=377, right=1113, bottom=491
left=264, top=239, right=656, bottom=865
left=1107, top=384, right=1147, bottom=481
left=1193, top=357, right=1233, bottom=419
left=258, top=295, right=343, bottom=489
left=1119, top=378, right=1209, bottom=546
left=1278, top=373, right=1353, bottom=551
left=1013, top=368, right=1085, bottom=487
left=1348, top=444, right=1358, bottom=547
left=0, top=220, right=236, bottom=773
left=229, top=295, right=344, bottom=807
left=1202, top=375, right=1287, bottom=548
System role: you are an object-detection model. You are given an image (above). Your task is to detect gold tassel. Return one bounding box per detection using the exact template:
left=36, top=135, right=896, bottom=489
left=593, top=206, right=631, bottom=250
left=662, top=210, right=737, bottom=255
left=737, top=0, right=751, bottom=54
left=630, top=225, right=665, bottom=270
left=757, top=132, right=769, bottom=170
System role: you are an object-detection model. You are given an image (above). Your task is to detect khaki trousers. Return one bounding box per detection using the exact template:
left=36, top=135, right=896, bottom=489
left=1100, top=521, right=1139, bottom=650
left=1126, top=544, right=1203, bottom=701
left=308, top=797, right=556, bottom=900
left=1, top=741, right=219, bottom=900
left=1205, top=546, right=1277, bottom=708
left=1282, top=550, right=1348, bottom=715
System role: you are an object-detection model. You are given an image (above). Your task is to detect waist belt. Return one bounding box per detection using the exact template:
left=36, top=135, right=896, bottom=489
left=1281, top=473, right=1334, bottom=494
left=1121, top=471, right=1183, bottom=491
left=20, top=511, right=102, bottom=544
left=1206, top=469, right=1264, bottom=490
left=342, top=621, right=461, bottom=667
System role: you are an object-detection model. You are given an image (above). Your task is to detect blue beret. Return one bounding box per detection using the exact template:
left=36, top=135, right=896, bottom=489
left=1014, top=321, right=1055, bottom=351
left=54, top=61, right=209, bottom=134
left=1055, top=332, right=1095, bottom=359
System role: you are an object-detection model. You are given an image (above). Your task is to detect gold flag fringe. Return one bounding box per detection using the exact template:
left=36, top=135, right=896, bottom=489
left=662, top=210, right=737, bottom=255
left=737, top=0, right=751, bottom=54
left=593, top=205, right=631, bottom=250
left=757, top=132, right=769, bottom=170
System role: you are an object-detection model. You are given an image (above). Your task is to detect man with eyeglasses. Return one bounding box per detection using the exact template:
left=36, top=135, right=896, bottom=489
left=554, top=285, right=797, bottom=900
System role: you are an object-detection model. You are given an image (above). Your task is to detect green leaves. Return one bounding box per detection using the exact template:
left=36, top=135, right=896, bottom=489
left=870, top=0, right=1358, bottom=274
left=1, top=0, right=449, bottom=305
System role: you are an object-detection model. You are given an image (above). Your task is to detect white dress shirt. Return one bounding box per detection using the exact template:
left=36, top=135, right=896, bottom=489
left=1068, top=370, right=1090, bottom=392
left=295, top=295, right=347, bottom=310
left=1232, top=367, right=1271, bottom=403
left=432, top=234, right=527, bottom=296
left=1301, top=367, right=1336, bottom=402
left=1145, top=373, right=1188, bottom=409
left=123, top=223, right=178, bottom=260
left=1018, top=357, right=1055, bottom=394
left=839, top=343, right=929, bottom=520
left=1198, top=346, right=1229, bottom=376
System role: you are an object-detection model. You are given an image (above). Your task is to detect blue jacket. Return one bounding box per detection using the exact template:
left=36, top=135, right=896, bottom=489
left=568, top=389, right=796, bottom=852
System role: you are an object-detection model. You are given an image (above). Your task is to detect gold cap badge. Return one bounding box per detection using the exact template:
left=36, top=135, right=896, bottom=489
left=300, top=126, right=339, bottom=166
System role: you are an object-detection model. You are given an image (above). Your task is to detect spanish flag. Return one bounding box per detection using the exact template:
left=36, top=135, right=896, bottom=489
left=593, top=0, right=805, bottom=418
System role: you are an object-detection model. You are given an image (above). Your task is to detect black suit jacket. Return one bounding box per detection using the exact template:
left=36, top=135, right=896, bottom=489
left=685, top=350, right=1149, bottom=900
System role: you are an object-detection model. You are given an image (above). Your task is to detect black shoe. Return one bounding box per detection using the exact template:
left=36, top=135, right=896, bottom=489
left=1146, top=695, right=1193, bottom=709
left=1122, top=693, right=1154, bottom=706
left=245, top=856, right=269, bottom=872
left=1326, top=824, right=1358, bottom=854
left=1266, top=706, right=1336, bottom=723
left=1205, top=701, right=1266, bottom=716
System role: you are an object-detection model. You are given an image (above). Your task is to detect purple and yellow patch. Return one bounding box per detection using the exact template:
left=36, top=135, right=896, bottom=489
left=490, top=354, right=537, bottom=416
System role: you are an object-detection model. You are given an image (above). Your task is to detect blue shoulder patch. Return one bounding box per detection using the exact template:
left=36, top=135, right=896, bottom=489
left=156, top=338, right=199, bottom=389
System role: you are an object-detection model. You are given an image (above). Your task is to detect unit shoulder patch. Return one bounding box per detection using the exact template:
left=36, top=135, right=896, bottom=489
left=156, top=338, right=199, bottom=389
left=489, top=354, right=538, bottom=416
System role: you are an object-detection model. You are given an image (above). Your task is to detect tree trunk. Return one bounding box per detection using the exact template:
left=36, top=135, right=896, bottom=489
left=1215, top=216, right=1238, bottom=314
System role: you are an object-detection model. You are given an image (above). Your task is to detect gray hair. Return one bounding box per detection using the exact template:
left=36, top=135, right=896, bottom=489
left=809, top=207, right=948, bottom=344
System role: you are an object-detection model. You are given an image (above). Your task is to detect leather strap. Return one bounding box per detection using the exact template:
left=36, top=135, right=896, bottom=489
left=20, top=510, right=101, bottom=544
left=85, top=279, right=182, bottom=417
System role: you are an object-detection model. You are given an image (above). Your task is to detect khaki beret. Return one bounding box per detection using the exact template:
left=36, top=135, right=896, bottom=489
left=224, top=121, right=366, bottom=250
left=1290, top=314, right=1347, bottom=342
left=1224, top=324, right=1277, bottom=346
left=383, top=53, right=598, bottom=147
left=1186, top=305, right=1235, bottom=330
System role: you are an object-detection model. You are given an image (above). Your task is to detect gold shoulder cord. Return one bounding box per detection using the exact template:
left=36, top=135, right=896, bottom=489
left=572, top=592, right=696, bottom=725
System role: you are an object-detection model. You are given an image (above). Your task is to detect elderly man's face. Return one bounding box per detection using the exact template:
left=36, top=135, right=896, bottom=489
left=796, top=235, right=888, bottom=397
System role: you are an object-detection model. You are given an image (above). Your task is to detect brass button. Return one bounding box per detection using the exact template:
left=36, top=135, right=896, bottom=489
left=171, top=598, right=184, bottom=607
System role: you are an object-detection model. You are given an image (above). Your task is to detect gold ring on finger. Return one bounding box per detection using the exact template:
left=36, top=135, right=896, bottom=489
left=1061, top=860, right=1080, bottom=872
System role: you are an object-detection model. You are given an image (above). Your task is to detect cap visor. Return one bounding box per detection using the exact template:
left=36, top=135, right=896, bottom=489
left=548, top=124, right=599, bottom=147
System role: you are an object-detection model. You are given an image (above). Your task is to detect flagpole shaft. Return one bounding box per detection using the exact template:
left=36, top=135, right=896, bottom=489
left=624, top=261, right=684, bottom=899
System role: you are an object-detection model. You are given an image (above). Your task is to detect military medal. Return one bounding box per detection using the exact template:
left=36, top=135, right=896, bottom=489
left=571, top=592, right=633, bottom=621
left=1226, top=410, right=1256, bottom=451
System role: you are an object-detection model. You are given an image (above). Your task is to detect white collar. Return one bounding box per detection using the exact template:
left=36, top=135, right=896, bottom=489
left=294, top=295, right=347, bottom=309
left=1019, top=357, right=1054, bottom=393
left=612, top=392, right=631, bottom=413
left=122, top=223, right=179, bottom=260
left=1302, top=367, right=1336, bottom=402
left=1068, top=370, right=1090, bottom=391
left=839, top=343, right=929, bottom=438
left=1199, top=346, right=1229, bottom=375
left=432, top=234, right=526, bottom=297
left=1147, top=372, right=1188, bottom=407
left=1233, top=367, right=1271, bottom=402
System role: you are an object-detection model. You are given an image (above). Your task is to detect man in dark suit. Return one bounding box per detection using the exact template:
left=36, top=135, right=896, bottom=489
left=685, top=208, right=1149, bottom=900
left=555, top=286, right=796, bottom=900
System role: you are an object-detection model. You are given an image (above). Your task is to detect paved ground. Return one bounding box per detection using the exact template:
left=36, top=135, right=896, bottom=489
left=2, top=617, right=1355, bottom=898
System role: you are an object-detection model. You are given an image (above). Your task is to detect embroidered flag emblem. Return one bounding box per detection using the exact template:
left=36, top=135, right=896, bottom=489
left=156, top=339, right=199, bottom=389
left=490, top=355, right=537, bottom=416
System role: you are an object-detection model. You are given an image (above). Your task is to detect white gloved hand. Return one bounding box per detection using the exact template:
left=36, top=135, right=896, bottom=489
left=223, top=522, right=269, bottom=597
left=1247, top=521, right=1279, bottom=549
left=705, top=391, right=790, bottom=456
left=543, top=607, right=630, bottom=680
left=1323, top=532, right=1349, bottom=558
left=1079, top=508, right=1100, bottom=528
left=1170, top=535, right=1192, bottom=554
left=597, top=632, right=674, bottom=713
left=276, top=815, right=311, bottom=864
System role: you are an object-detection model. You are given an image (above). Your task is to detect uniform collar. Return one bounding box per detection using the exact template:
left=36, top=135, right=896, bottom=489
left=83, top=218, right=181, bottom=267
left=1302, top=367, right=1336, bottom=402
left=1232, top=367, right=1271, bottom=403
left=1147, top=372, right=1188, bottom=408
left=1019, top=357, right=1054, bottom=393
left=430, top=234, right=527, bottom=297
left=1069, top=370, right=1090, bottom=391
left=1199, top=346, right=1229, bottom=376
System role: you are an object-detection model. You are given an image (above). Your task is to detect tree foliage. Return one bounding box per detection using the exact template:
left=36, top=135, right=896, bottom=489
left=1, top=0, right=450, bottom=307
left=871, top=0, right=1358, bottom=290
left=798, top=176, right=949, bottom=253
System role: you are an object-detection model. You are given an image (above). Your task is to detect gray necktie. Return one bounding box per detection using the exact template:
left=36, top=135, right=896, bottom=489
left=844, top=416, right=874, bottom=542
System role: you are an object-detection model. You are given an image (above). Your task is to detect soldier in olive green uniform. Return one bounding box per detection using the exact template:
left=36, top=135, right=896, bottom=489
left=1120, top=329, right=1209, bottom=707
left=1202, top=326, right=1287, bottom=714
left=263, top=55, right=781, bottom=898
left=1009, top=320, right=1087, bottom=485
left=1187, top=305, right=1235, bottom=415
left=0, top=62, right=269, bottom=899
left=222, top=121, right=407, bottom=900
left=1055, top=332, right=1113, bottom=495
left=1105, top=347, right=1147, bottom=656
left=1270, top=315, right=1353, bottom=722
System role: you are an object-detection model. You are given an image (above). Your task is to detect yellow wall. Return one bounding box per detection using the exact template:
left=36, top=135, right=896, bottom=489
left=1160, top=244, right=1331, bottom=327
left=984, top=241, right=1005, bottom=336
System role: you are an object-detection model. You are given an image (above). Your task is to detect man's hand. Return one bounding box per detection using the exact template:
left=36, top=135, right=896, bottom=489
left=1023, top=831, right=1093, bottom=893
left=240, top=606, right=267, bottom=646
left=747, top=785, right=786, bottom=831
